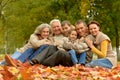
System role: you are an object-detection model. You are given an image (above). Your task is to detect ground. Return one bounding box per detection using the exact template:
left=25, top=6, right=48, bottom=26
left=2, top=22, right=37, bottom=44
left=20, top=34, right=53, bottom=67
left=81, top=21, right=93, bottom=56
left=0, top=54, right=120, bottom=80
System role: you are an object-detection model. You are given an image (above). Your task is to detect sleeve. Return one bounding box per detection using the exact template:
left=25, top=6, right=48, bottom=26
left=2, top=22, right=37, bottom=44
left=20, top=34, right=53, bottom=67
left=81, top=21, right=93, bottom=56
left=91, top=40, right=108, bottom=58
left=62, top=38, right=73, bottom=50
left=29, top=34, right=50, bottom=49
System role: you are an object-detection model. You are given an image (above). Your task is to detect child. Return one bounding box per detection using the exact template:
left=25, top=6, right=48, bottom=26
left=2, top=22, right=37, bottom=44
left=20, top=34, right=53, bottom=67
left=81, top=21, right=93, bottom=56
left=59, top=29, right=89, bottom=65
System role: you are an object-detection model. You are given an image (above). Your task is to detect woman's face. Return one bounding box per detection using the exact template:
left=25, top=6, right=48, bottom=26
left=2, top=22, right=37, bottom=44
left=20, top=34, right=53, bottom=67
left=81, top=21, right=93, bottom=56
left=75, top=23, right=87, bottom=37
left=89, top=24, right=100, bottom=36
left=41, top=27, right=50, bottom=39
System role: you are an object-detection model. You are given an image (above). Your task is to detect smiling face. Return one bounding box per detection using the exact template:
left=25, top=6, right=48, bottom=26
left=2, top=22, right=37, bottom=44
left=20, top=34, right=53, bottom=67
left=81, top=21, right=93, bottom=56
left=62, top=24, right=71, bottom=36
left=40, top=27, right=50, bottom=39
left=51, top=21, right=62, bottom=35
left=75, top=23, right=88, bottom=37
left=88, top=24, right=100, bottom=37
left=69, top=30, right=77, bottom=40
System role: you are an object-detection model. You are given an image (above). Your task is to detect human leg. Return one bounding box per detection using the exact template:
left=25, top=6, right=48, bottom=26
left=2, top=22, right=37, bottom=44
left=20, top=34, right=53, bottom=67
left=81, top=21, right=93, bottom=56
left=85, top=58, right=113, bottom=69
left=42, top=50, right=73, bottom=67
left=77, top=52, right=86, bottom=65
left=68, top=50, right=78, bottom=64
left=17, top=48, right=35, bottom=62
left=0, top=51, right=21, bottom=65
left=28, top=45, right=48, bottom=60
left=5, top=54, right=32, bottom=67
left=31, top=45, right=58, bottom=64
left=11, top=51, right=22, bottom=59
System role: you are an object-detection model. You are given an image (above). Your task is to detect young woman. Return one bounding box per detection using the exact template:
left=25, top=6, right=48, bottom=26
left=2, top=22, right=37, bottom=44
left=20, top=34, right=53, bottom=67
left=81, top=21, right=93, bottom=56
left=85, top=20, right=117, bottom=69
left=4, top=23, right=53, bottom=67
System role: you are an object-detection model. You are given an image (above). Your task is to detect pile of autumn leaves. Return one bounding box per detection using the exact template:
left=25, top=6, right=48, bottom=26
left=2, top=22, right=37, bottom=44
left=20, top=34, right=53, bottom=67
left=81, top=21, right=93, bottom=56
left=0, top=64, right=120, bottom=80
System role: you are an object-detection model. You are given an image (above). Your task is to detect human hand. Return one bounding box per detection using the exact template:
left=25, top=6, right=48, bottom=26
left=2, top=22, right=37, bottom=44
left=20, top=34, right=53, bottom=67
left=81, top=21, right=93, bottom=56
left=44, top=40, right=52, bottom=45
left=54, top=41, right=60, bottom=46
left=79, top=37, right=84, bottom=42
left=85, top=38, right=94, bottom=48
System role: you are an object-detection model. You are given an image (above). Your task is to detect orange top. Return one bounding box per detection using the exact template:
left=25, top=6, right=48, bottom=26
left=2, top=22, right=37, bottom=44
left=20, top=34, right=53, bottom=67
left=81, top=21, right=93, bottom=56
left=91, top=40, right=108, bottom=58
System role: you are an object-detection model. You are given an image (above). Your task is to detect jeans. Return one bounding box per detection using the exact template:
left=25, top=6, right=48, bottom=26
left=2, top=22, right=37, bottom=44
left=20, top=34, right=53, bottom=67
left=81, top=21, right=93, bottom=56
left=28, top=45, right=48, bottom=60
left=0, top=45, right=48, bottom=65
left=77, top=52, right=86, bottom=64
left=17, top=48, right=35, bottom=62
left=68, top=50, right=86, bottom=64
left=17, top=45, right=48, bottom=62
left=68, top=50, right=78, bottom=64
left=85, top=58, right=113, bottom=69
left=0, top=51, right=22, bottom=65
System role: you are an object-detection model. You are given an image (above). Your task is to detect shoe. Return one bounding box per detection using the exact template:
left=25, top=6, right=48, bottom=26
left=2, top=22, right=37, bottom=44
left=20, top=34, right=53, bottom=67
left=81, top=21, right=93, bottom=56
left=5, top=54, right=17, bottom=67
left=5, top=54, right=32, bottom=67
left=21, top=61, right=32, bottom=67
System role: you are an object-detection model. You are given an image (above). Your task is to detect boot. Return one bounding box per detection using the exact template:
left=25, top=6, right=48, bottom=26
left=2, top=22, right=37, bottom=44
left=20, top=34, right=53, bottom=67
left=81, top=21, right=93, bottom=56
left=5, top=54, right=32, bottom=67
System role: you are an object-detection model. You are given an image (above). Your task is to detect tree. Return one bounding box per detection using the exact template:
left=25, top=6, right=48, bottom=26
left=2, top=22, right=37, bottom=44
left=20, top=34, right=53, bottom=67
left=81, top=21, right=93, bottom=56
left=0, top=0, right=13, bottom=54
left=111, top=0, right=120, bottom=60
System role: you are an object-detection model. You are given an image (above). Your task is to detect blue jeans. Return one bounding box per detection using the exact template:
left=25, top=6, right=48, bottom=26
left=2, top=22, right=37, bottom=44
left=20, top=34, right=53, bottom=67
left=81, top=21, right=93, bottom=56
left=68, top=50, right=78, bottom=64
left=17, top=45, right=48, bottom=62
left=77, top=51, right=86, bottom=64
left=68, top=50, right=86, bottom=64
left=0, top=45, right=48, bottom=65
left=85, top=58, right=113, bottom=69
left=28, top=45, right=48, bottom=60
left=17, top=48, right=35, bottom=62
left=0, top=51, right=22, bottom=65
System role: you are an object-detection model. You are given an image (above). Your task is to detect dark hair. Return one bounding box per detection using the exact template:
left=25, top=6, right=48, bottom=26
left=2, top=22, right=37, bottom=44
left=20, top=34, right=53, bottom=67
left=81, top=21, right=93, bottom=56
left=87, top=20, right=101, bottom=30
left=61, top=20, right=71, bottom=27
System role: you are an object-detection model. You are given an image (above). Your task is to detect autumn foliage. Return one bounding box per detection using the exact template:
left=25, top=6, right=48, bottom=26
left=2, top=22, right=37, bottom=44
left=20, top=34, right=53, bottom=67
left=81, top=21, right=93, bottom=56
left=0, top=64, right=120, bottom=80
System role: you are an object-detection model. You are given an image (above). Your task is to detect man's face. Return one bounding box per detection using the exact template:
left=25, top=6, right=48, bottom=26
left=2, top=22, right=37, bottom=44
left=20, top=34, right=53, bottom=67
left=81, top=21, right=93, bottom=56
left=62, top=24, right=71, bottom=33
left=51, top=21, right=62, bottom=35
left=75, top=23, right=87, bottom=37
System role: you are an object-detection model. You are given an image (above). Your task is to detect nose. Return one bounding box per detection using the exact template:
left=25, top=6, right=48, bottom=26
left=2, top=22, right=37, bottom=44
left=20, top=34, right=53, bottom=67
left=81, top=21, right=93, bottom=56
left=91, top=29, right=95, bottom=32
left=78, top=29, right=82, bottom=33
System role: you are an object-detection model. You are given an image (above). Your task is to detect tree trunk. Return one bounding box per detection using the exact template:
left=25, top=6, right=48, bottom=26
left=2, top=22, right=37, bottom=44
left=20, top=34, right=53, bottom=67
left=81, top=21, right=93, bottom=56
left=115, top=26, right=120, bottom=61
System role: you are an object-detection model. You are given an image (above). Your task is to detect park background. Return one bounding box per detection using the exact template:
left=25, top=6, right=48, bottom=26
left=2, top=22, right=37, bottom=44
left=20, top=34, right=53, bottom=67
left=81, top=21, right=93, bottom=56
left=0, top=0, right=120, bottom=60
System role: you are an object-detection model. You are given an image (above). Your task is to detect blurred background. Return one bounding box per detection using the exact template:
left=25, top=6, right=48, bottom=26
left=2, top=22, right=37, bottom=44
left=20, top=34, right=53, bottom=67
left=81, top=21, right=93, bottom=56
left=0, top=0, right=119, bottom=60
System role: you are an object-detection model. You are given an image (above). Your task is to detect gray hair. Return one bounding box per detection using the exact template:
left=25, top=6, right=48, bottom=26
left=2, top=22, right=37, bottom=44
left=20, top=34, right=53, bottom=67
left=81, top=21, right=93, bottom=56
left=34, top=23, right=52, bottom=35
left=49, top=19, right=61, bottom=26
left=75, top=20, right=87, bottom=27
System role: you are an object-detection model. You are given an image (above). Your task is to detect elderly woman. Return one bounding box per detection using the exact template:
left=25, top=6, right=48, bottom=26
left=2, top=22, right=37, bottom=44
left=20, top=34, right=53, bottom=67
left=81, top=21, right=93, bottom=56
left=3, top=23, right=53, bottom=66
left=85, top=20, right=117, bottom=69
